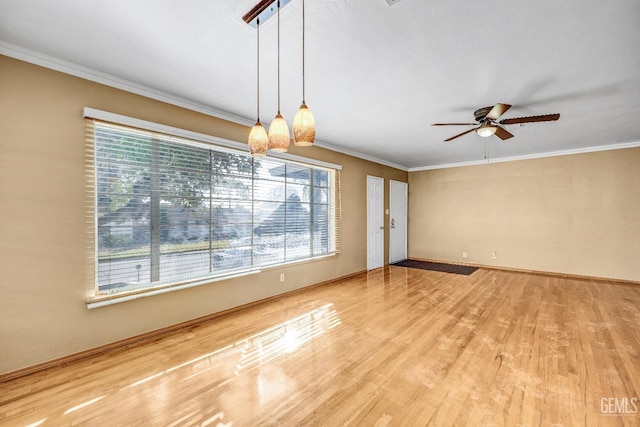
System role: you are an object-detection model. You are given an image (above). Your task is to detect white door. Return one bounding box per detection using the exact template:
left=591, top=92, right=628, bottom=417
left=389, top=180, right=408, bottom=263
left=367, top=176, right=384, bottom=270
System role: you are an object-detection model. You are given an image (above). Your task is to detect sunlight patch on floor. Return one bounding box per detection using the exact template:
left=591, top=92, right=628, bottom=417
left=63, top=396, right=105, bottom=414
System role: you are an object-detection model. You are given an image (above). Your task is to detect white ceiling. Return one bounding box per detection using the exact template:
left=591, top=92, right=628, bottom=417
left=1, top=0, right=639, bottom=170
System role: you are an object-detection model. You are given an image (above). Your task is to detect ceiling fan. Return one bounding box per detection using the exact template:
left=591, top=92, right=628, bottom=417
left=432, top=103, right=560, bottom=142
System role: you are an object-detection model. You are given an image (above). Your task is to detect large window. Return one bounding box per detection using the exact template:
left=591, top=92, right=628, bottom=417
left=86, top=114, right=340, bottom=298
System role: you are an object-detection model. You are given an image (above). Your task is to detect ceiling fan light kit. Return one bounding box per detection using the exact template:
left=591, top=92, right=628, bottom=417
left=433, top=103, right=560, bottom=142
left=476, top=123, right=497, bottom=138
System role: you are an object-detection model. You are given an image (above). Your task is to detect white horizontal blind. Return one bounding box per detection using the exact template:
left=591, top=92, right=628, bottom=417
left=86, top=118, right=340, bottom=297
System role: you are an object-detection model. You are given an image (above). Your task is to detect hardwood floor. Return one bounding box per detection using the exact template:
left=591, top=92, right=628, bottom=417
left=2, top=267, right=640, bottom=426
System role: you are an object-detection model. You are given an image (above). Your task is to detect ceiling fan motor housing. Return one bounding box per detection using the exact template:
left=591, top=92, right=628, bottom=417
left=474, top=106, right=494, bottom=122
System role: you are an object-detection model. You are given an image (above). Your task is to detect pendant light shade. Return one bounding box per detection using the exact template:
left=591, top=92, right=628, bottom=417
left=293, top=0, right=315, bottom=147
left=293, top=103, right=315, bottom=146
left=268, top=113, right=290, bottom=152
left=248, top=122, right=268, bottom=156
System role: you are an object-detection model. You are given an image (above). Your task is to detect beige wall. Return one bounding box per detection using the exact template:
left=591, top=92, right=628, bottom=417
left=409, top=149, right=640, bottom=282
left=0, top=55, right=407, bottom=375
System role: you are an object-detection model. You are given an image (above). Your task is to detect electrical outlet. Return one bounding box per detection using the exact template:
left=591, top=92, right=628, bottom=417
left=462, top=251, right=468, bottom=259
left=492, top=252, right=498, bottom=260
left=280, top=273, right=285, bottom=282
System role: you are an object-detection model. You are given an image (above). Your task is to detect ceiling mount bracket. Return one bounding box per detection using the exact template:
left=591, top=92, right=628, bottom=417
left=243, top=0, right=293, bottom=28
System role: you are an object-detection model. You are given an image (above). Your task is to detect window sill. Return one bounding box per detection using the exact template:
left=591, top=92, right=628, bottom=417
left=86, top=269, right=261, bottom=309
left=86, top=252, right=339, bottom=309
left=259, top=252, right=338, bottom=271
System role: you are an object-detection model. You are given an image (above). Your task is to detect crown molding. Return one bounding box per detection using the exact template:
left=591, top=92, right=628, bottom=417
left=0, top=41, right=255, bottom=127
left=312, top=140, right=409, bottom=171
left=409, top=141, right=640, bottom=172
left=1, top=41, right=408, bottom=172
left=5, top=40, right=630, bottom=174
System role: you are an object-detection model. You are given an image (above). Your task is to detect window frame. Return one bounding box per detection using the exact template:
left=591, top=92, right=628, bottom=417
left=84, top=108, right=341, bottom=308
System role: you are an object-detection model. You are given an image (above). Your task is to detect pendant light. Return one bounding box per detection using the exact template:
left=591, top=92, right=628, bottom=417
left=268, top=0, right=290, bottom=153
left=248, top=18, right=268, bottom=156
left=293, top=0, right=315, bottom=146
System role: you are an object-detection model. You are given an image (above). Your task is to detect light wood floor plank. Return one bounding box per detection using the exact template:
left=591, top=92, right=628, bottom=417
left=1, top=267, right=640, bottom=426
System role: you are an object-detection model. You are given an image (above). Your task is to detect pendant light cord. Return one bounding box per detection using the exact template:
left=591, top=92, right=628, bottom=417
left=277, top=0, right=281, bottom=114
left=302, top=0, right=306, bottom=104
left=256, top=18, right=261, bottom=122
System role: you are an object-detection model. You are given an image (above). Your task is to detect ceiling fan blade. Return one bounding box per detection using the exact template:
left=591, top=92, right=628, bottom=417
left=432, top=123, right=477, bottom=126
left=499, top=113, right=560, bottom=125
left=444, top=127, right=478, bottom=142
left=486, top=103, right=512, bottom=120
left=494, top=127, right=514, bottom=140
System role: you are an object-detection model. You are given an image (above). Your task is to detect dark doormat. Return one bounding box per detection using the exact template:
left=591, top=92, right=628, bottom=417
left=392, top=259, right=478, bottom=276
